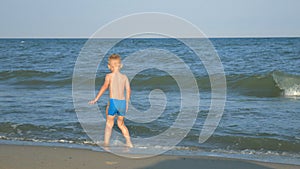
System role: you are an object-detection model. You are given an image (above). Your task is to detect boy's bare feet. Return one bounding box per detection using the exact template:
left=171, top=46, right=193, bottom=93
left=126, top=142, right=133, bottom=148
left=103, top=142, right=109, bottom=147
left=103, top=142, right=110, bottom=151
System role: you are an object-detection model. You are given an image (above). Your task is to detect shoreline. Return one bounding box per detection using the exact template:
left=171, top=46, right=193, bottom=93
left=0, top=144, right=299, bottom=169
left=1, top=139, right=299, bottom=165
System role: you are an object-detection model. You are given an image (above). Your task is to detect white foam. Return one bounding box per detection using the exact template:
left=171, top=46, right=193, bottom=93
left=272, top=71, right=300, bottom=97
left=283, top=85, right=300, bottom=96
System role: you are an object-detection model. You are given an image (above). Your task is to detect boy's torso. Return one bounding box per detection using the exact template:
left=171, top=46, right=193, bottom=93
left=109, top=72, right=126, bottom=100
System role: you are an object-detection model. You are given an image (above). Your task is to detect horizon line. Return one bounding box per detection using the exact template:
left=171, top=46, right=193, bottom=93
left=0, top=36, right=299, bottom=39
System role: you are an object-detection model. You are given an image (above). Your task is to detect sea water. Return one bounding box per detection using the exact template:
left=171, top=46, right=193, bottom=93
left=0, top=38, right=299, bottom=164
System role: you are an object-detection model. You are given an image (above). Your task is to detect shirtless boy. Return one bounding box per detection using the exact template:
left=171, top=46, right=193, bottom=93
left=88, top=54, right=133, bottom=148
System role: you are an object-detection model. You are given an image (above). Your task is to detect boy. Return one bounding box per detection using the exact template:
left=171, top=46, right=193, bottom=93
left=88, top=54, right=133, bottom=148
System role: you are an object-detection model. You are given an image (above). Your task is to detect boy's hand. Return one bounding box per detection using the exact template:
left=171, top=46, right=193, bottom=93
left=88, top=99, right=97, bottom=105
left=126, top=103, right=129, bottom=112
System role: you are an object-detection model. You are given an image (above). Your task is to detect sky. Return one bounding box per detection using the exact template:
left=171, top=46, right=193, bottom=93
left=1, top=0, right=300, bottom=38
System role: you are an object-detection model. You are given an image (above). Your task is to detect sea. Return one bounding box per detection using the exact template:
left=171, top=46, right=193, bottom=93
left=0, top=38, right=299, bottom=164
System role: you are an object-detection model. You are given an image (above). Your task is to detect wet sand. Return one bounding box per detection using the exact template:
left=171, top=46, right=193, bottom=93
left=0, top=144, right=298, bottom=169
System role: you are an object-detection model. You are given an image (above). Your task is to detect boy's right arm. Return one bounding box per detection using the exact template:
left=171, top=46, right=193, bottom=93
left=88, top=74, right=110, bottom=104
left=125, top=76, right=131, bottom=111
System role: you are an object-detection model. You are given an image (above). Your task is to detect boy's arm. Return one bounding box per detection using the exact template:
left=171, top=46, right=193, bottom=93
left=88, top=74, right=110, bottom=104
left=125, top=76, right=131, bottom=111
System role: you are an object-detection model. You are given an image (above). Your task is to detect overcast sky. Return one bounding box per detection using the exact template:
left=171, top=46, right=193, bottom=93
left=1, top=0, right=299, bottom=38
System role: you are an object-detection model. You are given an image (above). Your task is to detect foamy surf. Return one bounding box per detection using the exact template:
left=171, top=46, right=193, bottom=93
left=272, top=71, right=300, bottom=96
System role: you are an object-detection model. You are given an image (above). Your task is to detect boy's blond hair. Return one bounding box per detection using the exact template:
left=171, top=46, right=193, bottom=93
left=108, top=54, right=121, bottom=63
left=108, top=54, right=122, bottom=69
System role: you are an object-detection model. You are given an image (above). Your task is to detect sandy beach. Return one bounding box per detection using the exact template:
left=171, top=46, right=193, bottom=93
left=0, top=144, right=298, bottom=169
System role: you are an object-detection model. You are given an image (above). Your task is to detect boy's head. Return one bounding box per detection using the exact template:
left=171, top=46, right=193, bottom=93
left=108, top=54, right=123, bottom=72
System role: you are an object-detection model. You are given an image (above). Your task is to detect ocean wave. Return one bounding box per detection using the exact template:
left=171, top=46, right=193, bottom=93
left=272, top=71, right=300, bottom=96
left=1, top=122, right=299, bottom=153
left=206, top=135, right=300, bottom=153
left=0, top=70, right=70, bottom=87
left=1, top=69, right=300, bottom=97
left=0, top=70, right=59, bottom=79
left=227, top=70, right=300, bottom=97
left=0, top=122, right=85, bottom=137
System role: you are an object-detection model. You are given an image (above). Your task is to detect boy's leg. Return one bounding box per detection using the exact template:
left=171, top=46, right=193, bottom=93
left=104, top=115, right=115, bottom=146
left=105, top=104, right=109, bottom=119
left=105, top=100, right=111, bottom=119
left=117, top=116, right=133, bottom=147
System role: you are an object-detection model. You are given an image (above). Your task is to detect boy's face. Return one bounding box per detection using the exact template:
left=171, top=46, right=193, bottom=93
left=108, top=59, right=122, bottom=71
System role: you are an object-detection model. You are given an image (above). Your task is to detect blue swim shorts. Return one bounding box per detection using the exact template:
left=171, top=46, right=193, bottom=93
left=108, top=98, right=126, bottom=116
